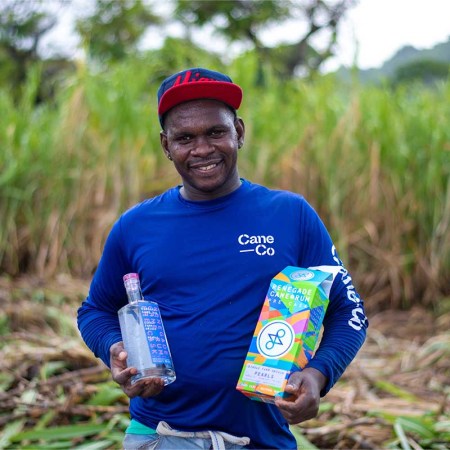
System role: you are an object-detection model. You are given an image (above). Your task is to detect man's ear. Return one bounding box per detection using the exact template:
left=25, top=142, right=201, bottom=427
left=160, top=131, right=171, bottom=160
left=235, top=117, right=245, bottom=148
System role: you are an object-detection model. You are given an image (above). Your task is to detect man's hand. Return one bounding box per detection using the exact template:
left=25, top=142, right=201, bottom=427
left=274, top=368, right=327, bottom=424
left=110, top=342, right=165, bottom=398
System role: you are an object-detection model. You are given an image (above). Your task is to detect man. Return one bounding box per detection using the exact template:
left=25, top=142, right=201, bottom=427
left=77, top=67, right=368, bottom=449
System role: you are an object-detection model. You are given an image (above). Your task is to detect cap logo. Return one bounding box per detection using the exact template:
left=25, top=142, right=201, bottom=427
left=173, top=70, right=220, bottom=87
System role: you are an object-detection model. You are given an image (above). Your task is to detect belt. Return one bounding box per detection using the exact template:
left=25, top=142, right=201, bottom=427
left=156, top=421, right=250, bottom=450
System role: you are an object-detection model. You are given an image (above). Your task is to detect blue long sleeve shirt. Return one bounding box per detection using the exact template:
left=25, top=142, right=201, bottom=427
left=77, top=179, right=368, bottom=449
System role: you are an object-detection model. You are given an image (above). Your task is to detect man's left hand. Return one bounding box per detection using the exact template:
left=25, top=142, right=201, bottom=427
left=274, top=368, right=327, bottom=424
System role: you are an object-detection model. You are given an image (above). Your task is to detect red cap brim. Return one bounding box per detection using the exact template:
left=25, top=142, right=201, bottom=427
left=158, top=81, right=243, bottom=116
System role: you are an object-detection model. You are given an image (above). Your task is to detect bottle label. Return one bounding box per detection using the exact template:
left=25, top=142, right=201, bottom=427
left=140, top=303, right=172, bottom=365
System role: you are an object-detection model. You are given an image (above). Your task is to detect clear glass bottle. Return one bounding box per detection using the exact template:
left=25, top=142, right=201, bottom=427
left=118, top=273, right=176, bottom=385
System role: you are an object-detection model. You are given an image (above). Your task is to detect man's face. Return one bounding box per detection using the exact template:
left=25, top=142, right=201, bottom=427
left=160, top=99, right=245, bottom=201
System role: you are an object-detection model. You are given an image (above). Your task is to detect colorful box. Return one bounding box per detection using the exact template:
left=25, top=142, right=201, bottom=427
left=236, top=266, right=337, bottom=403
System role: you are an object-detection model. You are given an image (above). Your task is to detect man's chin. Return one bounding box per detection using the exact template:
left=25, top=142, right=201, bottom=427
left=182, top=179, right=231, bottom=200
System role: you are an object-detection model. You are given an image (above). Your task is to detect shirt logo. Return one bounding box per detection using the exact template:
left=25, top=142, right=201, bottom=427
left=238, top=234, right=276, bottom=256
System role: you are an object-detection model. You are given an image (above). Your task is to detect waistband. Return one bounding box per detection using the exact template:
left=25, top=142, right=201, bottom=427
left=156, top=421, right=250, bottom=450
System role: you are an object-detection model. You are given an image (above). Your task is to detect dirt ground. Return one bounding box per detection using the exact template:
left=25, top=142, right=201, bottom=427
left=0, top=276, right=449, bottom=449
left=301, top=307, right=450, bottom=449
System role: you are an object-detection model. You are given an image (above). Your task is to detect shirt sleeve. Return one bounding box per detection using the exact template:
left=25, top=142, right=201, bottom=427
left=77, top=217, right=131, bottom=367
left=298, top=200, right=368, bottom=395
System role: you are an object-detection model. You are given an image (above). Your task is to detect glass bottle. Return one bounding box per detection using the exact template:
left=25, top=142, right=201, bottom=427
left=118, top=273, right=176, bottom=385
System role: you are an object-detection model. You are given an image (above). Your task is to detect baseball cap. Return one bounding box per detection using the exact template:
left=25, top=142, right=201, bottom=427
left=157, top=68, right=243, bottom=126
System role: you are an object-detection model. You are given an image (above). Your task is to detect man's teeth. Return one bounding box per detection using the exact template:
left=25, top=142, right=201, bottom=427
left=198, top=164, right=217, bottom=171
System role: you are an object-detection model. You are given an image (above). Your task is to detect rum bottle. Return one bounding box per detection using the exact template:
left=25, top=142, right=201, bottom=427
left=118, top=273, right=176, bottom=385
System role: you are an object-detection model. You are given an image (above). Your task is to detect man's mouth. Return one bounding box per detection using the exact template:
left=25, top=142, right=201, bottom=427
left=198, top=163, right=217, bottom=171
left=190, top=160, right=221, bottom=172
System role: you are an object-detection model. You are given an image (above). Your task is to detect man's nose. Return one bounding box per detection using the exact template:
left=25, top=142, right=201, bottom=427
left=191, top=135, right=214, bottom=156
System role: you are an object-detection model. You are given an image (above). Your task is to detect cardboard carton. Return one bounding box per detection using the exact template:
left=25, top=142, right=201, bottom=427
left=236, top=266, right=337, bottom=403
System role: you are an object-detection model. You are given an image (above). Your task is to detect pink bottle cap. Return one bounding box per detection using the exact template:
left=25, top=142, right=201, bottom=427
left=123, top=273, right=139, bottom=282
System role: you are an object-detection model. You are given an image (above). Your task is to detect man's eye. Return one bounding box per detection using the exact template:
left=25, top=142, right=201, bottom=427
left=210, top=129, right=226, bottom=137
left=178, top=135, right=192, bottom=143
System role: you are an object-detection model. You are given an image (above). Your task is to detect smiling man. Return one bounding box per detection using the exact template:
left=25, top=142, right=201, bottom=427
left=160, top=98, right=244, bottom=201
left=77, top=67, right=368, bottom=449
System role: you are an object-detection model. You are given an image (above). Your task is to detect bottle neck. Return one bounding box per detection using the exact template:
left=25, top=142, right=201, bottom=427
left=126, top=289, right=142, bottom=303
left=124, top=278, right=143, bottom=303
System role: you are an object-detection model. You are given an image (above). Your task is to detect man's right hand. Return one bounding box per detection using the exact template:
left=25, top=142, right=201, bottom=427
left=110, top=341, right=165, bottom=398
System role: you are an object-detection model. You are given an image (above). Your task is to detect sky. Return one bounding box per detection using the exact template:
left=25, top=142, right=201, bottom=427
left=42, top=0, right=450, bottom=71
left=336, top=0, right=450, bottom=69
left=256, top=0, right=450, bottom=70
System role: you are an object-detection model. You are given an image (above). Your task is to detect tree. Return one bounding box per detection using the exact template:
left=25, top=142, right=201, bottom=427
left=393, top=59, right=450, bottom=86
left=0, top=0, right=57, bottom=92
left=174, top=0, right=355, bottom=79
left=76, top=0, right=161, bottom=63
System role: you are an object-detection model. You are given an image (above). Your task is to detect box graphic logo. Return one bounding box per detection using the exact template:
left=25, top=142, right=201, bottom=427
left=291, top=270, right=314, bottom=281
left=256, top=320, right=295, bottom=358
